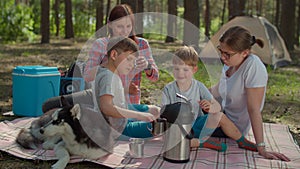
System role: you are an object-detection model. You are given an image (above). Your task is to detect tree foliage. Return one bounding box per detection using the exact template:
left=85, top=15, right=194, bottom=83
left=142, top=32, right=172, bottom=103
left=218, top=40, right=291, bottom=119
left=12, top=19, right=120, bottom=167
left=0, top=0, right=37, bottom=42
left=0, top=0, right=299, bottom=48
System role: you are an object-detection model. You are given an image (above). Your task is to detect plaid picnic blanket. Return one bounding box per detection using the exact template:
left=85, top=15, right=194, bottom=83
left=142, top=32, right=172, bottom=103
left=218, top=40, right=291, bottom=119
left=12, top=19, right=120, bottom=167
left=0, top=116, right=299, bottom=169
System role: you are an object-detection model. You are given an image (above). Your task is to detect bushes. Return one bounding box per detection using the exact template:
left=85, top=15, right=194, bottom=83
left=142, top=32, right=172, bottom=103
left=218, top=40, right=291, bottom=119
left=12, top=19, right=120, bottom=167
left=0, top=1, right=37, bottom=42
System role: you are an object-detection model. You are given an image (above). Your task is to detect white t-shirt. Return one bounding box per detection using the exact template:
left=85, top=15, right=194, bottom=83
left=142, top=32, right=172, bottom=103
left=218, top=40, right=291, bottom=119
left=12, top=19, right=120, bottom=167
left=162, top=79, right=213, bottom=119
left=219, top=54, right=268, bottom=135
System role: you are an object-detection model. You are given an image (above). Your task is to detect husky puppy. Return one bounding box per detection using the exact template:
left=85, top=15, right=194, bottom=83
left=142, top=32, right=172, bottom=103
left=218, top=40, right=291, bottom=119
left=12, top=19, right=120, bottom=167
left=40, top=97, right=109, bottom=169
left=16, top=109, right=61, bottom=150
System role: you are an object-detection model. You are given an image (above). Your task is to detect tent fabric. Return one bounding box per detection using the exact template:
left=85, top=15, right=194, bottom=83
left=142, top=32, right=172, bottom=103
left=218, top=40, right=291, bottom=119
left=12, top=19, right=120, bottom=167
left=200, top=16, right=291, bottom=68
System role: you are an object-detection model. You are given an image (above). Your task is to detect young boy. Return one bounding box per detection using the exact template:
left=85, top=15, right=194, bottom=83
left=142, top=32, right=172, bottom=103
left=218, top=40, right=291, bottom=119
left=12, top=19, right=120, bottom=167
left=161, top=46, right=257, bottom=152
left=93, top=37, right=160, bottom=138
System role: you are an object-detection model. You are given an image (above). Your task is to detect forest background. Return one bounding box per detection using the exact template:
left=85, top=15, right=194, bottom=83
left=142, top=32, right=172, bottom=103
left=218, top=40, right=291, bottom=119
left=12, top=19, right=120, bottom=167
left=0, top=0, right=299, bottom=168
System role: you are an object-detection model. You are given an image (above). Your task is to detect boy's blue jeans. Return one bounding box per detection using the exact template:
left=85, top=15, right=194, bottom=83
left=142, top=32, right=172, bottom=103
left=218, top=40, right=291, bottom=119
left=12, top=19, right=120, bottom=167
left=122, top=105, right=211, bottom=139
left=122, top=120, right=153, bottom=138
left=122, top=115, right=209, bottom=139
left=121, top=104, right=152, bottom=138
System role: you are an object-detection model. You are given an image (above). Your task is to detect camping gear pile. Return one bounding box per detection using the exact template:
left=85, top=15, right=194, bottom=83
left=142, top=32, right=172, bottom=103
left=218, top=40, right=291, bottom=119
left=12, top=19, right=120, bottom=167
left=12, top=63, right=86, bottom=117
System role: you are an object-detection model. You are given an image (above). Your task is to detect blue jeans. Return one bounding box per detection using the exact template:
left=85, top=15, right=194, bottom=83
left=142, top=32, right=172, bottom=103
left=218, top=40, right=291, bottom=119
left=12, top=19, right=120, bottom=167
left=192, top=115, right=208, bottom=138
left=193, top=114, right=228, bottom=139
left=121, top=104, right=152, bottom=138
left=122, top=120, right=152, bottom=138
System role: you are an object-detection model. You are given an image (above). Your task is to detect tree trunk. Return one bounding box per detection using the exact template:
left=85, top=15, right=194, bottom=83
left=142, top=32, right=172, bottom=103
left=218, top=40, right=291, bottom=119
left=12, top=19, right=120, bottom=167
left=183, top=0, right=200, bottom=49
left=248, top=0, right=253, bottom=16
left=121, top=0, right=144, bottom=36
left=275, top=0, right=280, bottom=27
left=239, top=0, right=246, bottom=15
left=105, top=0, right=111, bottom=24
left=221, top=0, right=226, bottom=25
left=204, top=0, right=210, bottom=38
left=279, top=0, right=295, bottom=50
left=65, top=0, right=74, bottom=39
left=121, top=0, right=135, bottom=11
left=255, top=0, right=262, bottom=16
left=165, top=0, right=177, bottom=43
left=228, top=0, right=245, bottom=20
left=95, top=0, right=104, bottom=31
left=41, top=0, right=50, bottom=43
left=296, top=0, right=300, bottom=46
left=136, top=0, right=144, bottom=36
left=54, top=0, right=60, bottom=37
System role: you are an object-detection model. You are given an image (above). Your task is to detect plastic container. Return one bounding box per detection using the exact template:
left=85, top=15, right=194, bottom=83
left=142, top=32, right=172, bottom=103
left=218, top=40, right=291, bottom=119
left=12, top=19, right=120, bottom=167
left=12, top=65, right=60, bottom=117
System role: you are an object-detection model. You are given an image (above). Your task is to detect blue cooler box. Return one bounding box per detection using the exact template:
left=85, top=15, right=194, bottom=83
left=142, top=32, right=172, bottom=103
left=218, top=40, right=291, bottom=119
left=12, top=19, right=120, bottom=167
left=12, top=65, right=60, bottom=117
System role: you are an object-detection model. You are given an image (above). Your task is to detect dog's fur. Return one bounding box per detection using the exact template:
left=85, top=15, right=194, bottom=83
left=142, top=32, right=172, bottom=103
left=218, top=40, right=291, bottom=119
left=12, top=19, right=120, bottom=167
left=17, top=97, right=109, bottom=169
left=16, top=108, right=61, bottom=150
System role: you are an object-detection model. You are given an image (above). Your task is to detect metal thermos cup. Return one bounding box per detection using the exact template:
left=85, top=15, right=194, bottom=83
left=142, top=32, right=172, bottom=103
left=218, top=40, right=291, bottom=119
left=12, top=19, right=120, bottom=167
left=150, top=118, right=167, bottom=136
left=129, top=138, right=144, bottom=158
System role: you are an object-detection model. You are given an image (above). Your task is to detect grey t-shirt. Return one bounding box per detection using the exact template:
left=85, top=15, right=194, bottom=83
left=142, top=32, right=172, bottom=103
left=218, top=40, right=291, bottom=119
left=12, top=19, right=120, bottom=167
left=94, top=66, right=127, bottom=134
left=162, top=79, right=213, bottom=119
left=219, top=54, right=268, bottom=135
left=78, top=67, right=127, bottom=151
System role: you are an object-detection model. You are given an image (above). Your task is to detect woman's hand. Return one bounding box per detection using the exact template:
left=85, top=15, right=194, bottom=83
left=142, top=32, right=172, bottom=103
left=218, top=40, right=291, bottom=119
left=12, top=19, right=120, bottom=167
left=258, top=147, right=290, bottom=162
left=135, top=56, right=148, bottom=70
left=148, top=105, right=161, bottom=119
left=198, top=100, right=211, bottom=112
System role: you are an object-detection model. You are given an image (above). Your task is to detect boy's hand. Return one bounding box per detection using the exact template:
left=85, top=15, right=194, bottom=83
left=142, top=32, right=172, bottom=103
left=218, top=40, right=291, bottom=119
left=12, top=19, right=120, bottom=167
left=128, top=83, right=139, bottom=95
left=148, top=105, right=161, bottom=119
left=124, top=83, right=139, bottom=95
left=137, top=113, right=156, bottom=122
left=198, top=100, right=211, bottom=112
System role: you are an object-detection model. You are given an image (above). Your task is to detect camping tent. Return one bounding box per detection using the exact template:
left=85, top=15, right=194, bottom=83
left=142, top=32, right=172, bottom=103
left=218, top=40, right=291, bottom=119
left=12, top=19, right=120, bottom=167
left=200, top=16, right=291, bottom=68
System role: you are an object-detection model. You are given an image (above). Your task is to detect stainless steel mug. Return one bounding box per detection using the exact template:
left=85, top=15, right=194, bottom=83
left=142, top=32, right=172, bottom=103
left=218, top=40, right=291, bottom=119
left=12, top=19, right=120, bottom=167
left=149, top=118, right=167, bottom=136
left=129, top=138, right=144, bottom=158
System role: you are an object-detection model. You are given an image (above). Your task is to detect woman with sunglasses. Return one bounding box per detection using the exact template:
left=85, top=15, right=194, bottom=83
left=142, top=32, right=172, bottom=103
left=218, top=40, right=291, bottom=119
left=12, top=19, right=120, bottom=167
left=210, top=26, right=290, bottom=161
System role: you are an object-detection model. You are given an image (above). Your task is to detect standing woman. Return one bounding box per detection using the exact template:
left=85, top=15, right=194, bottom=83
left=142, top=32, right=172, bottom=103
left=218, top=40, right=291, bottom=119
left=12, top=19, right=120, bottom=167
left=210, top=26, right=290, bottom=161
left=84, top=4, right=159, bottom=104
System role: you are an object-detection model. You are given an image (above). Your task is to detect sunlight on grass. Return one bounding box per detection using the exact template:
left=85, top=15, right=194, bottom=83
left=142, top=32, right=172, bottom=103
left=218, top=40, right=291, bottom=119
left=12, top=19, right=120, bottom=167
left=266, top=69, right=300, bottom=102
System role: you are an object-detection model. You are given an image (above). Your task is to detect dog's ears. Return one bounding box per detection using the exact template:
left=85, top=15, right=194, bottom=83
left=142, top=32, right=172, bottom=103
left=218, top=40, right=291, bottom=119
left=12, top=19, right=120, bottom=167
left=70, top=104, right=81, bottom=120
left=60, top=96, right=71, bottom=107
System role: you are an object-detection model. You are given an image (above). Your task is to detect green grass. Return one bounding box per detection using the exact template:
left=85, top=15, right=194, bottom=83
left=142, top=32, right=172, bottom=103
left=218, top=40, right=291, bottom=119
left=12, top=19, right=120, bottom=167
left=266, top=68, right=300, bottom=102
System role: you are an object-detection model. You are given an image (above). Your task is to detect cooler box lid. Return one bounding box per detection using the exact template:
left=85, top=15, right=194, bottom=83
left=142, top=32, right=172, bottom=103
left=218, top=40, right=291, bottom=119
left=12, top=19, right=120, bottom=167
left=13, top=65, right=60, bottom=76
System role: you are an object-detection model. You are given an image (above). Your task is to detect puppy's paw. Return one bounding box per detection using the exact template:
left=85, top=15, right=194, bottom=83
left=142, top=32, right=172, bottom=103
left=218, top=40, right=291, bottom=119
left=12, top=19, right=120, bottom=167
left=42, top=136, right=61, bottom=150
left=42, top=141, right=55, bottom=150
